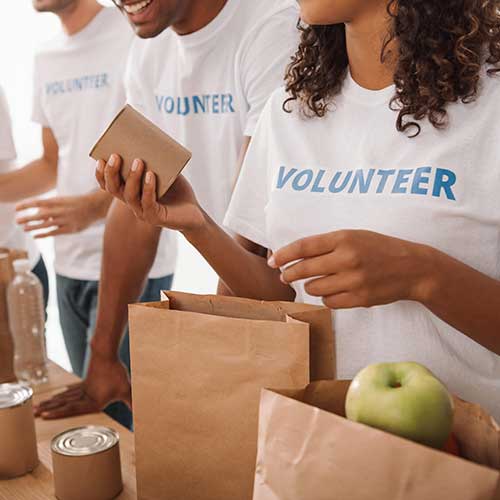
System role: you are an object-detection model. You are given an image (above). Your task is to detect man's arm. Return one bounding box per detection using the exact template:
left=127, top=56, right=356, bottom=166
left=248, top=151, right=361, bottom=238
left=91, top=199, right=161, bottom=358
left=34, top=199, right=162, bottom=418
left=0, top=127, right=58, bottom=202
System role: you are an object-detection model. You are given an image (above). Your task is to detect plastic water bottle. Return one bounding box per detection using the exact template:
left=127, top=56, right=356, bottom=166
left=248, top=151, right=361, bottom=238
left=7, top=259, right=48, bottom=385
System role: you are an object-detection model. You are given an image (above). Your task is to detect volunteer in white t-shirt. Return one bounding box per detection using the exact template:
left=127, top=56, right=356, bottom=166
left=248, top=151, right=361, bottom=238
left=96, top=0, right=500, bottom=421
left=0, top=85, right=48, bottom=310
left=35, top=0, right=299, bottom=419
left=0, top=0, right=171, bottom=428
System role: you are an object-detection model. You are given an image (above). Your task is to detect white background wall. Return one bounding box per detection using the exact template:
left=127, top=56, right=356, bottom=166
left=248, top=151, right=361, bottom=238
left=0, top=0, right=218, bottom=370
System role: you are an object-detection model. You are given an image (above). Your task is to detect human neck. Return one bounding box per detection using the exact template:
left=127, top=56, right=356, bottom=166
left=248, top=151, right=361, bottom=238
left=171, top=0, right=228, bottom=36
left=57, top=0, right=103, bottom=37
left=345, top=4, right=397, bottom=90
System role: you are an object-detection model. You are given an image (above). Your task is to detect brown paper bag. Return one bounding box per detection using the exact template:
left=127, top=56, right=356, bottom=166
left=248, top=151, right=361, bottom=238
left=0, top=248, right=27, bottom=383
left=89, top=104, right=192, bottom=198
left=254, top=380, right=500, bottom=500
left=129, top=292, right=335, bottom=500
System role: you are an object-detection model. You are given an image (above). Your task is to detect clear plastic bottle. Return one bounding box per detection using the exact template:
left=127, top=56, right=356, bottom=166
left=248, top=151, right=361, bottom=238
left=7, top=259, right=48, bottom=385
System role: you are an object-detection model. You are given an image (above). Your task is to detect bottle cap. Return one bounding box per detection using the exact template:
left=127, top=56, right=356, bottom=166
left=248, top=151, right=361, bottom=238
left=13, top=259, right=31, bottom=273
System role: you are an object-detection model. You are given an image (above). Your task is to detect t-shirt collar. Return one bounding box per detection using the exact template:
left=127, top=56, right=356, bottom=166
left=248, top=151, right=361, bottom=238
left=173, top=0, right=239, bottom=48
left=61, top=6, right=110, bottom=46
left=342, top=68, right=396, bottom=106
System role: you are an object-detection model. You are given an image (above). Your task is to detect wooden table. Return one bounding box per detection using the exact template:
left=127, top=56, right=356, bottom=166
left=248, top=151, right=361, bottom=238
left=0, top=361, right=137, bottom=499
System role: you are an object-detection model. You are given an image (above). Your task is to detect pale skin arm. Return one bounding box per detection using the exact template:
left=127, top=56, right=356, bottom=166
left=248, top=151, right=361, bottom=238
left=0, top=127, right=58, bottom=202
left=0, top=127, right=113, bottom=238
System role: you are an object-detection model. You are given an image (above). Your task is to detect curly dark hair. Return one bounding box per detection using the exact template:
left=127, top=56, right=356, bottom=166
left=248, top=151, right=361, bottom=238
left=284, top=0, right=500, bottom=136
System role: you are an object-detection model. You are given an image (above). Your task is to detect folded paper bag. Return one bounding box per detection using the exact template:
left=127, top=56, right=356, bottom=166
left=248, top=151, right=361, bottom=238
left=89, top=104, right=192, bottom=198
left=128, top=291, right=335, bottom=500
left=253, top=380, right=500, bottom=500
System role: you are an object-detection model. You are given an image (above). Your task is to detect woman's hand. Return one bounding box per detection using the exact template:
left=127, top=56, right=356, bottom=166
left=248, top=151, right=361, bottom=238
left=269, top=230, right=435, bottom=309
left=95, top=154, right=206, bottom=232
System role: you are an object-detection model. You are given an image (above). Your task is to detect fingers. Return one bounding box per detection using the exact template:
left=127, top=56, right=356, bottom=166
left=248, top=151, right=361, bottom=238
left=34, top=226, right=71, bottom=239
left=269, top=232, right=340, bottom=269
left=322, top=292, right=361, bottom=310
left=38, top=399, right=100, bottom=420
left=281, top=253, right=333, bottom=284
left=141, top=171, right=167, bottom=225
left=95, top=159, right=106, bottom=190
left=123, top=159, right=146, bottom=217
left=16, top=197, right=66, bottom=212
left=33, top=385, right=86, bottom=417
left=303, top=273, right=361, bottom=297
left=102, top=154, right=124, bottom=199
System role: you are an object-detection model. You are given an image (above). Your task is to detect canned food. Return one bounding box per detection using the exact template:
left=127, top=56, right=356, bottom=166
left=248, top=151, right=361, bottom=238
left=52, top=426, right=123, bottom=500
left=0, top=383, right=38, bottom=478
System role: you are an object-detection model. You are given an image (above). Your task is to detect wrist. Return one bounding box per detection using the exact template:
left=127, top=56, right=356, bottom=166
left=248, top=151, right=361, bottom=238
left=407, top=243, right=443, bottom=305
left=181, top=207, right=212, bottom=243
left=90, top=335, right=120, bottom=362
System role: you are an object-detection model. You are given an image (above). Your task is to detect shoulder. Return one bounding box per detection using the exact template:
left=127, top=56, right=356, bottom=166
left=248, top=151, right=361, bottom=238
left=257, top=86, right=292, bottom=126
left=237, top=0, right=299, bottom=45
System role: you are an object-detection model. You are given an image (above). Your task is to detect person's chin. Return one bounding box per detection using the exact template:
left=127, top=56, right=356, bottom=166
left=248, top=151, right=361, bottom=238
left=132, top=21, right=165, bottom=38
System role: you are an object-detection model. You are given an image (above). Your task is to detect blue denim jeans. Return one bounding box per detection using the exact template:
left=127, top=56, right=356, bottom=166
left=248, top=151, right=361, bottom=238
left=32, top=256, right=49, bottom=316
left=56, top=273, right=174, bottom=429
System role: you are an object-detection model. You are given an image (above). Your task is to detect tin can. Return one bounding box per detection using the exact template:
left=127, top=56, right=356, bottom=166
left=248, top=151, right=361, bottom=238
left=51, top=426, right=123, bottom=500
left=0, top=383, right=38, bottom=478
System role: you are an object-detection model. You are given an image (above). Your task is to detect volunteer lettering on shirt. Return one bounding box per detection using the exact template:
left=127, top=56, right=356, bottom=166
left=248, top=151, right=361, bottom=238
left=225, top=73, right=500, bottom=422
left=155, top=94, right=236, bottom=115
left=124, top=0, right=299, bottom=271
left=45, top=73, right=110, bottom=95
left=31, top=8, right=171, bottom=280
left=276, top=165, right=457, bottom=200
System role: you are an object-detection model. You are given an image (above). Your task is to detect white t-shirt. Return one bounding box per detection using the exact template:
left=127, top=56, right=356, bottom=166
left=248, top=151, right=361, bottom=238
left=0, top=86, right=39, bottom=268
left=225, top=71, right=500, bottom=421
left=32, top=7, right=172, bottom=280
left=124, top=0, right=299, bottom=263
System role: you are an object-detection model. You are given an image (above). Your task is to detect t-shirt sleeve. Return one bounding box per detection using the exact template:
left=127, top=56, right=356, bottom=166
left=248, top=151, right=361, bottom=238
left=239, top=5, right=299, bottom=137
left=0, top=87, right=17, bottom=162
left=31, top=56, right=49, bottom=127
left=224, top=95, right=275, bottom=248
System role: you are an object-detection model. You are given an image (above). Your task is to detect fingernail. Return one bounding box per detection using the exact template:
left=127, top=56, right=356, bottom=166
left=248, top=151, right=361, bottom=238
left=108, top=155, right=116, bottom=167
left=145, top=171, right=153, bottom=184
left=131, top=159, right=140, bottom=172
left=268, top=256, right=276, bottom=268
left=97, top=161, right=104, bottom=172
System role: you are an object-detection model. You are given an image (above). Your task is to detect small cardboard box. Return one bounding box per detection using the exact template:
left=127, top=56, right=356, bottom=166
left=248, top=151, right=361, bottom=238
left=253, top=380, right=500, bottom=500
left=89, top=105, right=192, bottom=198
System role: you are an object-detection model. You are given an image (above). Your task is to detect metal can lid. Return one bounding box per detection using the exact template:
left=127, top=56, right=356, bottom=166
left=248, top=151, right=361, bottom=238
left=0, top=383, right=33, bottom=409
left=51, top=426, right=119, bottom=457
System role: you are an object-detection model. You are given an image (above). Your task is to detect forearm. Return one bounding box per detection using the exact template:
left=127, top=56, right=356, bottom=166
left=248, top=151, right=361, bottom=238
left=91, top=200, right=161, bottom=358
left=416, top=246, right=500, bottom=355
left=184, top=213, right=295, bottom=301
left=0, top=157, right=56, bottom=202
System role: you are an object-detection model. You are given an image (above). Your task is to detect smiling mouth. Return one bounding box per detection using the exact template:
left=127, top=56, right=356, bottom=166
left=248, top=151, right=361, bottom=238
left=122, top=0, right=153, bottom=15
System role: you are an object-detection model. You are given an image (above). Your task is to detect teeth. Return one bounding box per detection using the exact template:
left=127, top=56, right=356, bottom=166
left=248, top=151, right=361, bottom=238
left=123, top=0, right=152, bottom=14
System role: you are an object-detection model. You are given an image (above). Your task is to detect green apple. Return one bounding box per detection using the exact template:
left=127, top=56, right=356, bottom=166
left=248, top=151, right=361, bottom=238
left=345, top=362, right=454, bottom=449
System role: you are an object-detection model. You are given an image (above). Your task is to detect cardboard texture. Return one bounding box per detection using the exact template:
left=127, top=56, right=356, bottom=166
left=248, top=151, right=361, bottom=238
left=0, top=395, right=39, bottom=479
left=253, top=380, right=500, bottom=500
left=89, top=104, right=192, bottom=198
left=0, top=248, right=28, bottom=383
left=129, top=292, right=335, bottom=500
left=52, top=443, right=123, bottom=500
